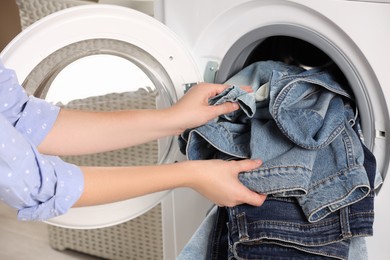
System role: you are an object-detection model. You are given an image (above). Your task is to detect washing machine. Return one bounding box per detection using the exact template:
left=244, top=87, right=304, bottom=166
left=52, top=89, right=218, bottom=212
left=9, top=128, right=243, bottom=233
left=1, top=0, right=390, bottom=259
left=161, top=0, right=390, bottom=259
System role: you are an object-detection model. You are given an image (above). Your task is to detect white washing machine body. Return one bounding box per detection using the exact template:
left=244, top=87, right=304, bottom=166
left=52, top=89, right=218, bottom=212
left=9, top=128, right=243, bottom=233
left=160, top=0, right=390, bottom=259
left=2, top=1, right=390, bottom=259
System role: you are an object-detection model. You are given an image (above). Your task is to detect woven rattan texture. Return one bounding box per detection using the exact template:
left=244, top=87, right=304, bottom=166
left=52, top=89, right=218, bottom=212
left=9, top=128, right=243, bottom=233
left=48, top=90, right=164, bottom=259
left=15, top=0, right=93, bottom=30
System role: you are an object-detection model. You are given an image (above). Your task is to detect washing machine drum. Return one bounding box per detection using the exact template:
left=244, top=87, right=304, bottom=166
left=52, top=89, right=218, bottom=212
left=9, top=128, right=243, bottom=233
left=0, top=5, right=200, bottom=228
left=203, top=12, right=390, bottom=185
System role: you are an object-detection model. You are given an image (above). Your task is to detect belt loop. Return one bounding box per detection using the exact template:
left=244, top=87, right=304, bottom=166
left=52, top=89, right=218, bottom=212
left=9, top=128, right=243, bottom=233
left=237, top=212, right=249, bottom=241
left=339, top=207, right=352, bottom=239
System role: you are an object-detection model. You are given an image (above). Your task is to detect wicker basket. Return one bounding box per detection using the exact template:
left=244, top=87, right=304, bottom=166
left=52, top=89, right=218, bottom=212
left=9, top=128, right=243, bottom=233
left=16, top=0, right=94, bottom=30
left=47, top=89, right=164, bottom=260
left=48, top=204, right=163, bottom=260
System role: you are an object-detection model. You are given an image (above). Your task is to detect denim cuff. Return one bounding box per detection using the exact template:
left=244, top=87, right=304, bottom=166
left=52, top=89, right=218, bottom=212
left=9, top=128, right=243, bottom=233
left=239, top=166, right=311, bottom=196
left=300, top=165, right=370, bottom=223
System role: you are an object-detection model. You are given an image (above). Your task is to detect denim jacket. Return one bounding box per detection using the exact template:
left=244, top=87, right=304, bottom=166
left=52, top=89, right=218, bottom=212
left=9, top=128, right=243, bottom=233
left=178, top=61, right=370, bottom=223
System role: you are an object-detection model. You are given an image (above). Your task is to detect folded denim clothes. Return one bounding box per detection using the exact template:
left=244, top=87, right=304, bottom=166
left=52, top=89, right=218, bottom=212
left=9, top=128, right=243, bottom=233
left=177, top=139, right=374, bottom=260
left=219, top=140, right=375, bottom=260
left=176, top=206, right=218, bottom=260
left=178, top=61, right=370, bottom=223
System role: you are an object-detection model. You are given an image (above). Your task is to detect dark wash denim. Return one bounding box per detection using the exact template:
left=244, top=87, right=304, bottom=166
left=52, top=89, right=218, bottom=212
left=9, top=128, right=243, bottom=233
left=206, top=141, right=375, bottom=260
left=179, top=61, right=370, bottom=223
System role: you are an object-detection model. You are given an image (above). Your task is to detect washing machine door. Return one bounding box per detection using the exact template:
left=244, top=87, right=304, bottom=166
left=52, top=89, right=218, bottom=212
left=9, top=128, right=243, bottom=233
left=0, top=4, right=201, bottom=229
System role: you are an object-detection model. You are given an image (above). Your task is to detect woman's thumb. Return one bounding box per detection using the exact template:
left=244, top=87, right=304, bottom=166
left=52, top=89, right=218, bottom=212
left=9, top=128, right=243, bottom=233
left=243, top=191, right=267, bottom=207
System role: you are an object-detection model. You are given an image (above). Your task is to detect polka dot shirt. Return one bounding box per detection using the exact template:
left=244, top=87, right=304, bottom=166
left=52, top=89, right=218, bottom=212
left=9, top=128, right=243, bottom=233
left=0, top=60, right=84, bottom=221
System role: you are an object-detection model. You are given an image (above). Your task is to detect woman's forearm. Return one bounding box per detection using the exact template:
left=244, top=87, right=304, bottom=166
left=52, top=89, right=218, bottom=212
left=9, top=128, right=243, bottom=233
left=38, top=83, right=242, bottom=156
left=38, top=108, right=179, bottom=156
left=73, top=162, right=190, bottom=207
left=73, top=159, right=266, bottom=208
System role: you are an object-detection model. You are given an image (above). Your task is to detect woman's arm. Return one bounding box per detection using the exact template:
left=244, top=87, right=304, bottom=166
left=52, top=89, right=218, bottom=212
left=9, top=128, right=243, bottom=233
left=75, top=159, right=266, bottom=208
left=38, top=108, right=178, bottom=155
left=38, top=83, right=241, bottom=156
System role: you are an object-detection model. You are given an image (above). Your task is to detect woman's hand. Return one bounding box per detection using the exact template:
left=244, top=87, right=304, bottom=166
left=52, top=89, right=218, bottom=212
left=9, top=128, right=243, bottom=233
left=75, top=158, right=266, bottom=208
left=39, top=83, right=251, bottom=156
left=167, top=83, right=252, bottom=135
left=183, top=159, right=266, bottom=207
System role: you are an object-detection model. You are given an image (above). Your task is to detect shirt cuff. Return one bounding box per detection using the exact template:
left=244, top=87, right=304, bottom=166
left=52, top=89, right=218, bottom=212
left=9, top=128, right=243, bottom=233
left=15, top=96, right=60, bottom=146
left=16, top=156, right=84, bottom=221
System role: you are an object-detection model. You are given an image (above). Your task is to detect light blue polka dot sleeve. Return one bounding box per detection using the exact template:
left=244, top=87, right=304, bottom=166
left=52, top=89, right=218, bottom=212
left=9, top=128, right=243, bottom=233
left=0, top=61, right=60, bottom=146
left=0, top=60, right=84, bottom=221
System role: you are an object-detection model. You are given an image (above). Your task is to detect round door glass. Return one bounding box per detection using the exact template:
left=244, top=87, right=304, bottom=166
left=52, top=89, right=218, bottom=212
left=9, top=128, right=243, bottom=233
left=22, top=38, right=176, bottom=168
left=47, top=54, right=155, bottom=105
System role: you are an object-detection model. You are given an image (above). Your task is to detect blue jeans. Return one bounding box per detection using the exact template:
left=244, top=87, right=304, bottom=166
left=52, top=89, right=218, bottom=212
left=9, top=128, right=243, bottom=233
left=177, top=207, right=370, bottom=260
left=204, top=140, right=375, bottom=260
left=177, top=141, right=374, bottom=259
left=179, top=61, right=370, bottom=223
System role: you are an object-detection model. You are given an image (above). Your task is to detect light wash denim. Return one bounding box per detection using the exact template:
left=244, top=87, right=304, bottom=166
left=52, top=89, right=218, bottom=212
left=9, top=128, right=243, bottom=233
left=177, top=61, right=373, bottom=259
left=179, top=61, right=370, bottom=223
left=348, top=237, right=368, bottom=260
left=176, top=206, right=217, bottom=260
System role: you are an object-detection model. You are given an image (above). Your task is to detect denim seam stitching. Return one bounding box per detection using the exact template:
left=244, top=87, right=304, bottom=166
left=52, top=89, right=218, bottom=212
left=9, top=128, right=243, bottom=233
left=307, top=185, right=371, bottom=223
left=271, top=82, right=347, bottom=150
left=232, top=237, right=348, bottom=259
left=307, top=165, right=366, bottom=191
left=185, top=129, right=247, bottom=159
left=271, top=70, right=352, bottom=99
